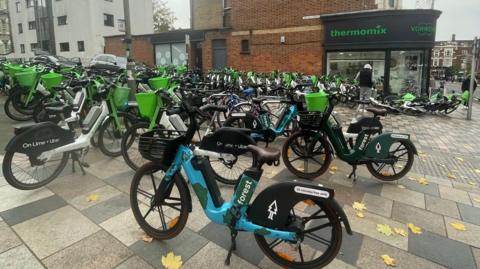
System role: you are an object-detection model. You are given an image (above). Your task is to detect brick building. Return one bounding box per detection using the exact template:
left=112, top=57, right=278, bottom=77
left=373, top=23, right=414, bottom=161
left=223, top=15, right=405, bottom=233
left=431, top=35, right=475, bottom=80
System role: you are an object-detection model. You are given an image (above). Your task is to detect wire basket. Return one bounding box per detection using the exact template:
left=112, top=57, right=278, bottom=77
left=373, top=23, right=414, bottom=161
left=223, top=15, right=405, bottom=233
left=298, top=111, right=325, bottom=129
left=138, top=129, right=186, bottom=167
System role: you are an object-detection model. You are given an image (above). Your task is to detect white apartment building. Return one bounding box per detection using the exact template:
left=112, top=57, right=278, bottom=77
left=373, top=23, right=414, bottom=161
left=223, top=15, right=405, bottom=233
left=9, top=0, right=154, bottom=62
left=0, top=0, right=10, bottom=54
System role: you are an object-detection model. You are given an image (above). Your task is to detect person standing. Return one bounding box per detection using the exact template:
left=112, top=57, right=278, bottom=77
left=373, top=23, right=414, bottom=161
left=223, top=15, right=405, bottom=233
left=461, top=75, right=477, bottom=108
left=355, top=64, right=374, bottom=112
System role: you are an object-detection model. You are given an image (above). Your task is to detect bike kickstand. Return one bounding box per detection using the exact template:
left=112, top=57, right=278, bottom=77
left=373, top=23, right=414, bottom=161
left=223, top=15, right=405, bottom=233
left=224, top=229, right=238, bottom=266
left=71, top=153, right=87, bottom=176
left=348, top=165, right=358, bottom=182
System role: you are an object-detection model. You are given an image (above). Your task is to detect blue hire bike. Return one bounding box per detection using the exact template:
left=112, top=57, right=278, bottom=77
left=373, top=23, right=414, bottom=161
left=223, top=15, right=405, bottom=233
left=130, top=92, right=352, bottom=268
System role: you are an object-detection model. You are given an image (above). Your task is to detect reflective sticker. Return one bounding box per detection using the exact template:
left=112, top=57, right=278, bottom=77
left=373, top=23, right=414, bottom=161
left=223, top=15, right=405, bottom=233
left=231, top=113, right=246, bottom=117
left=376, top=142, right=382, bottom=154
left=391, top=134, right=409, bottom=139
left=267, top=200, right=278, bottom=220
left=294, top=186, right=330, bottom=198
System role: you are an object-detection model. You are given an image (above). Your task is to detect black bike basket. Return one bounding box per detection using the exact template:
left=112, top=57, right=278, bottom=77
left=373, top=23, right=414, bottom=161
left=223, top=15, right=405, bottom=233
left=138, top=129, right=185, bottom=167
left=298, top=111, right=324, bottom=129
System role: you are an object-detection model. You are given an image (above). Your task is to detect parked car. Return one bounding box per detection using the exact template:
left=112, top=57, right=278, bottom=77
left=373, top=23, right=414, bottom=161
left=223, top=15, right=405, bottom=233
left=89, top=54, right=127, bottom=71
left=31, top=55, right=81, bottom=68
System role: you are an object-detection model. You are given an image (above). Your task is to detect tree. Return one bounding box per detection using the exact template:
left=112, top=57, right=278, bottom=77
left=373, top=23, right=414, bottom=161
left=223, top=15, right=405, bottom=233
left=153, top=0, right=176, bottom=33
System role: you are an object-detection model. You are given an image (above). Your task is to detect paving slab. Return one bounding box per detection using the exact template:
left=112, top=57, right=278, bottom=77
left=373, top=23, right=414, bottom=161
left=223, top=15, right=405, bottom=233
left=115, top=255, right=154, bottom=269
left=69, top=185, right=122, bottom=210
left=356, top=237, right=446, bottom=269
left=0, top=176, right=7, bottom=187
left=183, top=242, right=256, bottom=269
left=185, top=197, right=212, bottom=232
left=12, top=205, right=100, bottom=259
left=0, top=184, right=53, bottom=212
left=425, top=194, right=460, bottom=218
left=0, top=245, right=44, bottom=269
left=452, top=181, right=480, bottom=195
left=457, top=203, right=480, bottom=226
left=473, top=247, right=480, bottom=269
left=361, top=193, right=393, bottom=218
left=0, top=221, right=22, bottom=254
left=82, top=193, right=131, bottom=224
left=470, top=192, right=480, bottom=208
left=409, top=229, right=476, bottom=269
left=47, top=172, right=105, bottom=200
left=391, top=201, right=446, bottom=236
left=104, top=170, right=136, bottom=194
left=444, top=216, right=480, bottom=248
left=131, top=228, right=208, bottom=269
left=352, top=176, right=384, bottom=196
left=0, top=195, right=66, bottom=226
left=86, top=158, right=131, bottom=180
left=42, top=230, right=132, bottom=269
left=381, top=184, right=425, bottom=209
left=397, top=177, right=440, bottom=197
left=424, top=175, right=453, bottom=188
left=337, top=227, right=364, bottom=266
left=439, top=185, right=472, bottom=205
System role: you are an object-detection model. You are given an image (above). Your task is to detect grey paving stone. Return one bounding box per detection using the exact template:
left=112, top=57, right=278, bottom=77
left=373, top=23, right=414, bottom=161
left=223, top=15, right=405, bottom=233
left=381, top=184, right=425, bottom=209
left=13, top=205, right=100, bottom=259
left=409, top=230, right=476, bottom=269
left=0, top=195, right=66, bottom=226
left=439, top=185, right=472, bottom=205
left=131, top=228, right=208, bottom=269
left=361, top=193, right=393, bottom=218
left=104, top=170, right=136, bottom=188
left=473, top=247, right=480, bottom=269
left=398, top=177, right=440, bottom=197
left=0, top=184, right=54, bottom=212
left=352, top=176, right=383, bottom=196
left=425, top=194, right=460, bottom=218
left=356, top=237, right=447, bottom=269
left=391, top=201, right=446, bottom=236
left=0, top=221, right=22, bottom=254
left=115, top=256, right=154, bottom=269
left=69, top=185, right=122, bottom=211
left=0, top=245, right=44, bottom=269
left=183, top=242, right=257, bottom=269
left=47, top=172, right=105, bottom=200
left=199, top=222, right=265, bottom=265
left=336, top=227, right=364, bottom=266
left=82, top=194, right=131, bottom=224
left=42, top=230, right=133, bottom=269
left=458, top=203, right=480, bottom=226
left=86, top=158, right=131, bottom=180
left=444, top=216, right=480, bottom=248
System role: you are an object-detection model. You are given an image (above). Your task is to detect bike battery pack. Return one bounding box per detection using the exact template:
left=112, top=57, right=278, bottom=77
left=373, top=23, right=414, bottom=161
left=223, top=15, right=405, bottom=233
left=81, top=106, right=102, bottom=135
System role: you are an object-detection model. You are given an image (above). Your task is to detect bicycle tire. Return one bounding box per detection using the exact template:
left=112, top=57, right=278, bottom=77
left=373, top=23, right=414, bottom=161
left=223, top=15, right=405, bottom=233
left=4, top=95, right=32, bottom=121
left=98, top=113, right=133, bottom=157
left=121, top=121, right=150, bottom=170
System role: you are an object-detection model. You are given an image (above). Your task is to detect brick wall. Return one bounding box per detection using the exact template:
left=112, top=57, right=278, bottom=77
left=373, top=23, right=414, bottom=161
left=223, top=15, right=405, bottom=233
left=192, top=0, right=224, bottom=30
left=104, top=35, right=155, bottom=66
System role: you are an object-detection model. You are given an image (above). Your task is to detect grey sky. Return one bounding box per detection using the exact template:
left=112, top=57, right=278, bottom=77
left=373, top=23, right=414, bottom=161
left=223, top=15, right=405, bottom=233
left=165, top=0, right=480, bottom=41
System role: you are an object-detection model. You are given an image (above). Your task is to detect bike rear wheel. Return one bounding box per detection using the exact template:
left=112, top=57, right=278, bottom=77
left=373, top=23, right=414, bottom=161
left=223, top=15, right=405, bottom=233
left=255, top=199, right=343, bottom=269
left=121, top=122, right=151, bottom=170
left=130, top=162, right=189, bottom=240
left=2, top=151, right=69, bottom=190
left=98, top=114, right=133, bottom=157
left=4, top=95, right=32, bottom=121
left=366, top=140, right=414, bottom=181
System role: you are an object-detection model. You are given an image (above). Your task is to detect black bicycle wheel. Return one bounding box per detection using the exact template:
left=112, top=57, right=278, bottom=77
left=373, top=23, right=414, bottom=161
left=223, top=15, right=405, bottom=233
left=2, top=151, right=69, bottom=190
left=98, top=113, right=133, bottom=157
left=366, top=140, right=415, bottom=181
left=130, top=162, right=189, bottom=240
left=4, top=95, right=32, bottom=121
left=209, top=152, right=254, bottom=185
left=255, top=199, right=343, bottom=269
left=282, top=131, right=332, bottom=179
left=445, top=100, right=462, bottom=114
left=121, top=122, right=150, bottom=170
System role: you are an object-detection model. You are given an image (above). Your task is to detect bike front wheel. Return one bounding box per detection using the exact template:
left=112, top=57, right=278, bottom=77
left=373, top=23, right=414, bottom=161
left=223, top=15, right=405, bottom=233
left=121, top=122, right=151, bottom=170
left=98, top=114, right=133, bottom=157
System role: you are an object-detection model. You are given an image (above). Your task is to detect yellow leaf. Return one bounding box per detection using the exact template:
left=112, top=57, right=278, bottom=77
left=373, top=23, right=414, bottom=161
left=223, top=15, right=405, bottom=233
left=418, top=153, right=427, bottom=158
left=142, top=234, right=153, bottom=243
left=468, top=181, right=477, bottom=186
left=450, top=222, right=466, bottom=231
left=287, top=148, right=293, bottom=158
left=397, top=185, right=406, bottom=189
left=86, top=194, right=98, bottom=202
left=161, top=252, right=183, bottom=269
left=418, top=178, right=429, bottom=185
left=475, top=169, right=480, bottom=174
left=381, top=254, right=396, bottom=267
left=168, top=217, right=179, bottom=229
left=394, top=227, right=407, bottom=237
left=394, top=164, right=404, bottom=169
left=407, top=223, right=422, bottom=234
left=455, top=157, right=464, bottom=162
left=352, top=202, right=367, bottom=211
left=408, top=176, right=417, bottom=181
left=377, top=224, right=394, bottom=236
left=276, top=251, right=295, bottom=262
left=447, top=174, right=457, bottom=180
left=303, top=199, right=316, bottom=206
left=473, top=198, right=480, bottom=203
left=381, top=171, right=392, bottom=176
left=296, top=164, right=304, bottom=171
left=330, top=165, right=338, bottom=171
left=356, top=211, right=365, bottom=218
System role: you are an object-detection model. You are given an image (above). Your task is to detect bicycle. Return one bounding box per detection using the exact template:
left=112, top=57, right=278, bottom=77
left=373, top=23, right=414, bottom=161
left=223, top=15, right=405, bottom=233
left=130, top=92, right=352, bottom=268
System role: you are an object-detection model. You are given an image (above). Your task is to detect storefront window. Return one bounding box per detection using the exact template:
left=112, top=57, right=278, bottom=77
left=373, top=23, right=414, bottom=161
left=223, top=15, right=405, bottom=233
left=389, top=50, right=424, bottom=94
left=327, top=51, right=385, bottom=87
left=155, top=43, right=187, bottom=65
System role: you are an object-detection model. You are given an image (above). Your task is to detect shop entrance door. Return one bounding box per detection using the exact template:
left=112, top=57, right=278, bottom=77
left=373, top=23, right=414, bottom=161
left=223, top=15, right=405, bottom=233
left=212, top=39, right=227, bottom=70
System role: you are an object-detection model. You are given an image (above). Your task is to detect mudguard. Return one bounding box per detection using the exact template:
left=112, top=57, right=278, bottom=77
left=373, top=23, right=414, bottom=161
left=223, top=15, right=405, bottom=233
left=364, top=133, right=417, bottom=159
left=5, top=122, right=74, bottom=155
left=248, top=181, right=352, bottom=234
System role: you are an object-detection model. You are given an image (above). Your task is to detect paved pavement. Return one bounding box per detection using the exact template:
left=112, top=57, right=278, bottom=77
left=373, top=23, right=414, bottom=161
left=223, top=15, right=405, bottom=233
left=1, top=95, right=480, bottom=269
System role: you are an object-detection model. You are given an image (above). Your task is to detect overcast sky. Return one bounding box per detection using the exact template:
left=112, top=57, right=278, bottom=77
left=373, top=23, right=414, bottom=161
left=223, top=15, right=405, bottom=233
left=164, top=0, right=480, bottom=41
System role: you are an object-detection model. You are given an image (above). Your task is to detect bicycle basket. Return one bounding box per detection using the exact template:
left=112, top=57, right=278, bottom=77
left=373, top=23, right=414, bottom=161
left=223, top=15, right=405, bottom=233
left=305, top=91, right=328, bottom=112
left=148, top=77, right=169, bottom=90
left=113, top=86, right=130, bottom=110
left=298, top=111, right=325, bottom=129
left=135, top=92, right=162, bottom=121
left=40, top=72, right=64, bottom=90
left=15, top=70, right=40, bottom=88
left=138, top=129, right=185, bottom=167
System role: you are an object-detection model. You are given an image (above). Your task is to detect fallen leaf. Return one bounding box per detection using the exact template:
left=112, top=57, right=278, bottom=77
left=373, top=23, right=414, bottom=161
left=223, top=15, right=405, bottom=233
left=303, top=199, right=316, bottom=206
left=381, top=254, right=396, bottom=267
left=394, top=227, right=407, bottom=237
left=296, top=164, right=304, bottom=171
left=418, top=178, right=429, bottom=185
left=407, top=223, right=422, bottom=234
left=86, top=194, right=98, bottom=202
left=276, top=251, right=295, bottom=262
left=330, top=165, right=338, bottom=171
left=287, top=148, right=293, bottom=158
left=397, top=185, right=406, bottom=189
left=161, top=252, right=183, bottom=269
left=475, top=169, right=480, bottom=174
left=439, top=164, right=446, bottom=167
left=377, top=224, right=394, bottom=236
left=394, top=164, right=404, bottom=169
left=450, top=222, right=466, bottom=231
left=381, top=171, right=392, bottom=176
left=447, top=174, right=457, bottom=180
left=468, top=181, right=477, bottom=186
left=356, top=211, right=365, bottom=218
left=455, top=157, right=464, bottom=162
left=168, top=217, right=179, bottom=229
left=142, top=234, right=153, bottom=243
left=352, top=202, right=367, bottom=211
left=408, top=176, right=417, bottom=181
left=418, top=153, right=427, bottom=158
left=473, top=198, right=480, bottom=203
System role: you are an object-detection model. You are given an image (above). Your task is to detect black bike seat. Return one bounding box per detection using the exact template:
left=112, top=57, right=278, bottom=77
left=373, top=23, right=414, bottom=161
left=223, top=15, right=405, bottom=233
left=45, top=104, right=72, bottom=114
left=247, top=145, right=280, bottom=165
left=366, top=107, right=388, bottom=117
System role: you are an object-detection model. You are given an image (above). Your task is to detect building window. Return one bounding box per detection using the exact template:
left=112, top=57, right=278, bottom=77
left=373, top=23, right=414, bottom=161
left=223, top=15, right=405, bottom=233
left=18, top=23, right=23, bottom=34
left=105, top=0, right=113, bottom=2
left=462, top=50, right=467, bottom=55
left=443, top=58, right=452, bottom=67
left=25, top=0, right=34, bottom=8
left=59, top=42, right=69, bottom=52
left=104, top=13, right=114, bottom=27
left=20, top=44, right=25, bottom=53
left=433, top=50, right=439, bottom=57
left=240, top=39, right=250, bottom=54
left=444, top=49, right=453, bottom=57
left=28, top=21, right=36, bottom=30
left=77, top=41, right=85, bottom=52
left=30, top=43, right=38, bottom=51
left=15, top=1, right=21, bottom=12
left=433, top=59, right=439, bottom=66
left=57, top=16, right=67, bottom=26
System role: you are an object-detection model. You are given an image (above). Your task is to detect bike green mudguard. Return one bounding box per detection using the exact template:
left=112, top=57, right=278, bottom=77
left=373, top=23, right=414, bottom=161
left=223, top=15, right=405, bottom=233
left=402, top=93, right=416, bottom=102
left=462, top=91, right=470, bottom=102
left=364, top=133, right=417, bottom=159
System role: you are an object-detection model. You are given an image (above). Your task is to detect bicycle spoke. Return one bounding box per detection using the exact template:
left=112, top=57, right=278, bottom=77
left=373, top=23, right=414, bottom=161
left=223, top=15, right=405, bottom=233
left=157, top=206, right=168, bottom=231
left=298, top=244, right=305, bottom=262
left=304, top=233, right=331, bottom=246
left=268, top=238, right=283, bottom=249
left=304, top=222, right=332, bottom=233
left=137, top=188, right=153, bottom=199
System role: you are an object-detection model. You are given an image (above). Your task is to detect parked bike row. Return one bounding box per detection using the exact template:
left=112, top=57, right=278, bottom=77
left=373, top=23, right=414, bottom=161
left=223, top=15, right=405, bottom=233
left=1, top=61, right=420, bottom=268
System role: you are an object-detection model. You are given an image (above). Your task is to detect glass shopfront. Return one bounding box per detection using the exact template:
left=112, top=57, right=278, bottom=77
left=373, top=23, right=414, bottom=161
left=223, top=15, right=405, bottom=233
left=389, top=50, right=425, bottom=94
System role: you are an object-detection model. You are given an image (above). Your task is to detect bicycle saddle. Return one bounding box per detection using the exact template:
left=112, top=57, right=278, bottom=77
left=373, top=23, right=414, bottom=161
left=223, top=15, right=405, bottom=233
left=366, top=107, right=387, bottom=117
left=247, top=145, right=280, bottom=165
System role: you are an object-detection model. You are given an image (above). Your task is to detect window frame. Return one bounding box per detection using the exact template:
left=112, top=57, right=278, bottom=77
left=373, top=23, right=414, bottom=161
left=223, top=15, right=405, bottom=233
left=57, top=15, right=67, bottom=26
left=28, top=20, right=36, bottom=30
left=25, top=0, right=34, bottom=8
left=77, top=41, right=85, bottom=52
left=103, top=13, right=114, bottom=27
left=59, top=42, right=70, bottom=52
left=240, top=39, right=250, bottom=54
left=18, top=23, right=23, bottom=34
left=16, top=1, right=21, bottom=12
left=20, top=44, right=25, bottom=53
